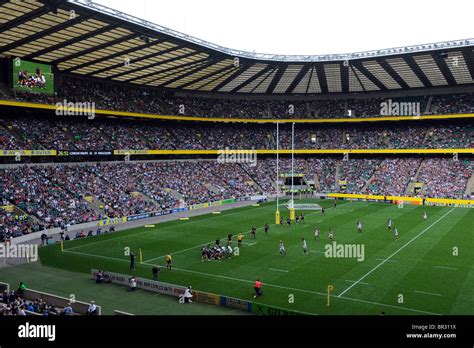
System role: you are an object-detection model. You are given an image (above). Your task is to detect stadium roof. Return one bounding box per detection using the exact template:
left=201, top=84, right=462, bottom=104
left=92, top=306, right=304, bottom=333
left=1, top=0, right=474, bottom=95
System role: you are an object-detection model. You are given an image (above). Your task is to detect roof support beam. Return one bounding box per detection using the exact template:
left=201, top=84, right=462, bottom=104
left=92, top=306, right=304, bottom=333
left=305, top=67, right=314, bottom=93
left=190, top=66, right=239, bottom=91
left=432, top=53, right=457, bottom=85
left=160, top=59, right=222, bottom=87
left=83, top=41, right=180, bottom=78
left=314, top=64, right=328, bottom=94
left=24, top=23, right=120, bottom=60
left=142, top=58, right=211, bottom=85
left=250, top=68, right=277, bottom=93
left=404, top=55, right=433, bottom=88
left=178, top=64, right=236, bottom=89
left=286, top=65, right=311, bottom=94
left=54, top=33, right=142, bottom=66
left=123, top=51, right=209, bottom=83
left=229, top=65, right=275, bottom=93
left=211, top=65, right=251, bottom=92
left=0, top=3, right=53, bottom=33
left=340, top=62, right=349, bottom=93
left=349, top=65, right=366, bottom=92
left=351, top=61, right=387, bottom=90
left=0, top=13, right=94, bottom=55
left=266, top=65, right=287, bottom=93
left=461, top=49, right=474, bottom=81
left=377, top=59, right=410, bottom=89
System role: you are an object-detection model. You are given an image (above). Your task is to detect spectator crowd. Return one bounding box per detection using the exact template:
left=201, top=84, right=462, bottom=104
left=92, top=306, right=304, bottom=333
left=7, top=76, right=474, bottom=119
left=1, top=115, right=472, bottom=151
left=1, top=157, right=471, bottom=241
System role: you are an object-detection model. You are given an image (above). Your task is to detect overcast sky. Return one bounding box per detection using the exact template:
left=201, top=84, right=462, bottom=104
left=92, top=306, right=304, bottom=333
left=94, top=0, right=473, bottom=56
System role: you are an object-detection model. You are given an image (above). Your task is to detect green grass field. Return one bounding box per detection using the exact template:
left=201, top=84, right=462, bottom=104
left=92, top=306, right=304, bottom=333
left=39, top=199, right=474, bottom=315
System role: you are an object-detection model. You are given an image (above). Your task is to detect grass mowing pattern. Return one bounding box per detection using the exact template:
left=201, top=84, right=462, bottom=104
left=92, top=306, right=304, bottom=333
left=39, top=199, right=474, bottom=315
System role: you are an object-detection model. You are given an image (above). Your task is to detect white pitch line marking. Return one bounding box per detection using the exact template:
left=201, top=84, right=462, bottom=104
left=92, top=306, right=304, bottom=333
left=375, top=258, right=397, bottom=263
left=310, top=250, right=325, bottom=254
left=434, top=266, right=458, bottom=271
left=345, top=280, right=369, bottom=285
left=62, top=248, right=441, bottom=315
left=414, top=290, right=442, bottom=297
left=269, top=268, right=289, bottom=273
left=337, top=208, right=455, bottom=298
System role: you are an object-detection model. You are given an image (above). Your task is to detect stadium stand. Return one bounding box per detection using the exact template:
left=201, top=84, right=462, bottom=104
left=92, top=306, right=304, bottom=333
left=1, top=156, right=472, bottom=240
left=0, top=0, right=472, bottom=244
left=0, top=115, right=472, bottom=150
left=7, top=81, right=474, bottom=119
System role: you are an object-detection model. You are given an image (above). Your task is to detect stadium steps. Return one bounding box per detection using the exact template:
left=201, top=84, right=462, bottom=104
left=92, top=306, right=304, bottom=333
left=267, top=174, right=277, bottom=191
left=465, top=171, right=474, bottom=197
left=404, top=159, right=424, bottom=195
left=135, top=132, right=154, bottom=147
left=85, top=196, right=106, bottom=216
left=361, top=160, right=382, bottom=193
left=166, top=188, right=185, bottom=202
left=0, top=123, right=21, bottom=145
left=266, top=102, right=272, bottom=117
left=14, top=205, right=41, bottom=225
left=305, top=102, right=311, bottom=117
left=0, top=125, right=16, bottom=143
left=3, top=203, right=43, bottom=228
left=133, top=191, right=163, bottom=206
left=61, top=127, right=78, bottom=146
left=362, top=162, right=381, bottom=193
left=335, top=161, right=340, bottom=189
left=267, top=131, right=276, bottom=147
left=237, top=164, right=265, bottom=193
left=206, top=183, right=221, bottom=195
left=311, top=173, right=321, bottom=191
left=422, top=127, right=434, bottom=146
left=425, top=96, right=433, bottom=114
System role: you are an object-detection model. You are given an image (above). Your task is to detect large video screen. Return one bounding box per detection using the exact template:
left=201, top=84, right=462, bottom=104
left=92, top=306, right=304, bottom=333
left=13, top=58, right=54, bottom=94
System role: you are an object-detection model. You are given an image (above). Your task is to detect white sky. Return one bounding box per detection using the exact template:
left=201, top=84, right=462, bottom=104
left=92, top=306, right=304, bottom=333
left=95, top=0, right=474, bottom=55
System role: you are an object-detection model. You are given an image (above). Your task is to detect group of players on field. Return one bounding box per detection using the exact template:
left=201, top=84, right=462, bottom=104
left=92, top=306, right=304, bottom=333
left=200, top=233, right=246, bottom=261
left=17, top=68, right=47, bottom=89
left=200, top=209, right=429, bottom=260
left=126, top=205, right=429, bottom=302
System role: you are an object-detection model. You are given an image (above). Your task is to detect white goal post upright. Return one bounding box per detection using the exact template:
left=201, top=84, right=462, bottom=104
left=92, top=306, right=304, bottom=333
left=290, top=122, right=296, bottom=220
left=275, top=122, right=280, bottom=224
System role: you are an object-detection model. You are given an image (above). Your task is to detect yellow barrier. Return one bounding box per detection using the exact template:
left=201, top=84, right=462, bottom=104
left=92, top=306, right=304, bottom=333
left=114, top=148, right=474, bottom=155
left=1, top=99, right=473, bottom=124
left=327, top=193, right=473, bottom=206
left=0, top=150, right=56, bottom=156
left=0, top=148, right=472, bottom=156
